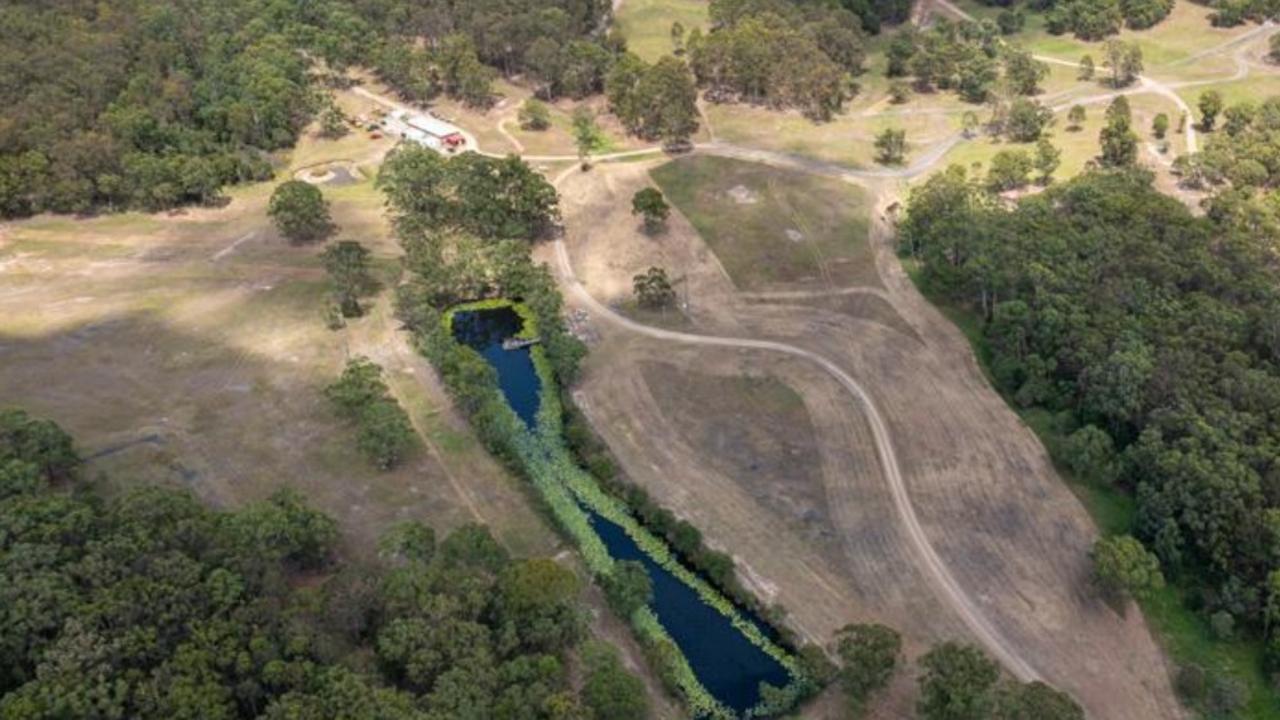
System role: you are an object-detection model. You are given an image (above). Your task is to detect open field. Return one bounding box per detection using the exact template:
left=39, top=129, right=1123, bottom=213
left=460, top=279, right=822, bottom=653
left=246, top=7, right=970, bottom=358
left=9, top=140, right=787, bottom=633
left=650, top=156, right=878, bottom=291
left=705, top=101, right=957, bottom=168
left=553, top=157, right=1185, bottom=719
left=0, top=101, right=561, bottom=558
left=613, top=0, right=709, bottom=62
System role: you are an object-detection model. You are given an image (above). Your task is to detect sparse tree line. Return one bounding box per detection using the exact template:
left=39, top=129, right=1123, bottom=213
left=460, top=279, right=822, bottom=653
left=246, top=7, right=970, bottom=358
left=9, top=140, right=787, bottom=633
left=1175, top=93, right=1280, bottom=199
left=886, top=20, right=1051, bottom=104
left=899, top=164, right=1280, bottom=712
left=977, top=0, right=1174, bottom=38
left=803, top=621, right=1085, bottom=719
left=326, top=357, right=416, bottom=470
left=0, top=407, right=649, bottom=720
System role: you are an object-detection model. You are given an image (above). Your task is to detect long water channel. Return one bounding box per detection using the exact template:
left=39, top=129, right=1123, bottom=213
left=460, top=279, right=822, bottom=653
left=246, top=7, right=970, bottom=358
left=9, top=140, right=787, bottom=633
left=450, top=305, right=791, bottom=715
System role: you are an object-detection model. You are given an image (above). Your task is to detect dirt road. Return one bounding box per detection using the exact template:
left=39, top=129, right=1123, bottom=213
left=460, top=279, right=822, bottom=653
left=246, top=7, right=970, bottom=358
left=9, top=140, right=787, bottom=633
left=552, top=237, right=1041, bottom=681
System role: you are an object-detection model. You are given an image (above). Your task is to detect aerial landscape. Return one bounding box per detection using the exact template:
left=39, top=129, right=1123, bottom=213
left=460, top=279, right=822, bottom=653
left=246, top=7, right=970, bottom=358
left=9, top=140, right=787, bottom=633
left=2, top=0, right=1280, bottom=718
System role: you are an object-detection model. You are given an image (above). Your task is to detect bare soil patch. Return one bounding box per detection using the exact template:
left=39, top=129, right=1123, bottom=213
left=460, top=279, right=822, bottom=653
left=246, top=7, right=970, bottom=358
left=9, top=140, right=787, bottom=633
left=638, top=360, right=828, bottom=531
left=557, top=159, right=1184, bottom=720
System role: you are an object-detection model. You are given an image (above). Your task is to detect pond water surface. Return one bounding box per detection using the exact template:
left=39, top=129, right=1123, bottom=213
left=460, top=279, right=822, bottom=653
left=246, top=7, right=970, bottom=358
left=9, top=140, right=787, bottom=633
left=451, top=306, right=541, bottom=427
left=451, top=305, right=791, bottom=715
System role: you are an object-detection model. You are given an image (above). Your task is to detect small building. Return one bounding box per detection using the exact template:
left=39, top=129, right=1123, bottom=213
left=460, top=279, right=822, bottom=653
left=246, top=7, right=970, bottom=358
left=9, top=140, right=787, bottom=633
left=393, top=111, right=466, bottom=151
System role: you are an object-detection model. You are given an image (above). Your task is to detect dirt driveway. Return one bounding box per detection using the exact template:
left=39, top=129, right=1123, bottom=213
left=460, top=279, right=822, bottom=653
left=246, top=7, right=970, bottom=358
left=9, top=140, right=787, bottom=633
left=549, top=159, right=1184, bottom=720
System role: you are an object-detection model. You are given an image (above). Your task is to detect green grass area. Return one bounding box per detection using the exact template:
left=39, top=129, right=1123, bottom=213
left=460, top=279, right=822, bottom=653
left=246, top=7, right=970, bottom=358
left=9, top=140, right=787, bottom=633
left=650, top=155, right=877, bottom=291
left=935, top=89, right=1187, bottom=185
left=980, top=0, right=1245, bottom=67
left=613, top=0, right=709, bottom=63
left=1178, top=72, right=1280, bottom=109
left=905, top=263, right=1280, bottom=720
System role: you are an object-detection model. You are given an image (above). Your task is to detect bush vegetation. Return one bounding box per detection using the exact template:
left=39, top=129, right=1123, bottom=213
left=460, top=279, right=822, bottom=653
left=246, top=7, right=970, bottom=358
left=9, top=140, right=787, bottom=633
left=900, top=165, right=1280, bottom=709
left=325, top=357, right=416, bottom=470
left=0, top=409, right=636, bottom=719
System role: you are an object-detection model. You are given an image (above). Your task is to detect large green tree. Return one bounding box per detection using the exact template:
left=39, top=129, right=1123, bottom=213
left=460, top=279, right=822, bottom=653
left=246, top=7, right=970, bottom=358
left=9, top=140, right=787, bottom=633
left=835, top=623, right=901, bottom=714
left=269, top=180, right=333, bottom=243
left=378, top=146, right=559, bottom=240
left=1099, top=96, right=1138, bottom=167
left=633, top=266, right=678, bottom=310
left=631, top=187, right=670, bottom=233
left=580, top=642, right=648, bottom=720
left=917, top=642, right=1001, bottom=720
left=608, top=54, right=700, bottom=145
left=321, top=240, right=375, bottom=317
left=1092, top=535, right=1166, bottom=606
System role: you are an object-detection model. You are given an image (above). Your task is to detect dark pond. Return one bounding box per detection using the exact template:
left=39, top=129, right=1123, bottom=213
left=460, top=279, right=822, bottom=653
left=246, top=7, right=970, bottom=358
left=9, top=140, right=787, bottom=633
left=450, top=305, right=541, bottom=427
left=587, top=510, right=791, bottom=714
left=451, top=305, right=792, bottom=716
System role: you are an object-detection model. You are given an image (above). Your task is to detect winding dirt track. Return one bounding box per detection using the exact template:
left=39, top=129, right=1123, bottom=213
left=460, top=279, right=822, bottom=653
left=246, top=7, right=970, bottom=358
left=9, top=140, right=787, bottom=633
left=551, top=238, right=1041, bottom=682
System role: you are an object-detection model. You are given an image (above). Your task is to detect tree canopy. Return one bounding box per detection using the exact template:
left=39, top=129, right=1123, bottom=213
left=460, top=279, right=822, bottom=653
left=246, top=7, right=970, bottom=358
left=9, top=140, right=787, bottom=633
left=269, top=181, right=333, bottom=244
left=377, top=146, right=560, bottom=241
left=688, top=1, right=869, bottom=121
left=0, top=0, right=613, bottom=218
left=899, top=165, right=1280, bottom=675
left=1046, top=0, right=1173, bottom=38
left=606, top=55, right=701, bottom=144
left=0, top=409, right=642, bottom=719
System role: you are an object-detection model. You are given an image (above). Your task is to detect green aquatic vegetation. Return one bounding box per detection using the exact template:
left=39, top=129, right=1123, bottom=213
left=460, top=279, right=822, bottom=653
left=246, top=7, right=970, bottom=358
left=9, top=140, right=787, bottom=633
left=437, top=301, right=808, bottom=718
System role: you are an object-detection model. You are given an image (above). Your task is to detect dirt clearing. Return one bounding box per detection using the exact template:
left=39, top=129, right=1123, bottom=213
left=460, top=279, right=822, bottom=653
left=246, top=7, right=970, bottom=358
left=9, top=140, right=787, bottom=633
left=554, top=158, right=1184, bottom=719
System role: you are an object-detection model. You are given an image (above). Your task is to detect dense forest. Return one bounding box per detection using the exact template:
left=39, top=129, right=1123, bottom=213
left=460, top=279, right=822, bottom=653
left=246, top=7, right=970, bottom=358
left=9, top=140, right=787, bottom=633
left=899, top=166, right=1280, bottom=684
left=0, top=407, right=652, bottom=720
left=688, top=0, right=871, bottom=120
left=885, top=20, right=1054, bottom=105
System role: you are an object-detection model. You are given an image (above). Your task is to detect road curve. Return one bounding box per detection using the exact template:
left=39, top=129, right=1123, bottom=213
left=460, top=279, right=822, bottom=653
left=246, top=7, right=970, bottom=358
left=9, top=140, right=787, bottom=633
left=551, top=238, right=1042, bottom=682
left=1036, top=56, right=1199, bottom=153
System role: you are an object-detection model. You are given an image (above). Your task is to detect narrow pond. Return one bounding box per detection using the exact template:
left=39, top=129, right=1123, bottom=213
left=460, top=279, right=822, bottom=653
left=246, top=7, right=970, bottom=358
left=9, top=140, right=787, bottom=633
left=450, top=306, right=542, bottom=427
left=451, top=305, right=792, bottom=715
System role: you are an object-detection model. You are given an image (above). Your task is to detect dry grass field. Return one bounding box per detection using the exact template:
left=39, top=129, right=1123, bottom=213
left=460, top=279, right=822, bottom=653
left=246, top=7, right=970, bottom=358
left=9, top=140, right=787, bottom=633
left=650, top=156, right=879, bottom=291
left=554, top=155, right=1185, bottom=719
left=0, top=96, right=560, bottom=558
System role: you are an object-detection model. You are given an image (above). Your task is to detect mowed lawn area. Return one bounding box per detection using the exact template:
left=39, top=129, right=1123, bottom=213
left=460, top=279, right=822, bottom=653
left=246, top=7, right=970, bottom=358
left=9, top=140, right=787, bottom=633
left=650, top=155, right=878, bottom=291
left=613, top=0, right=709, bottom=63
